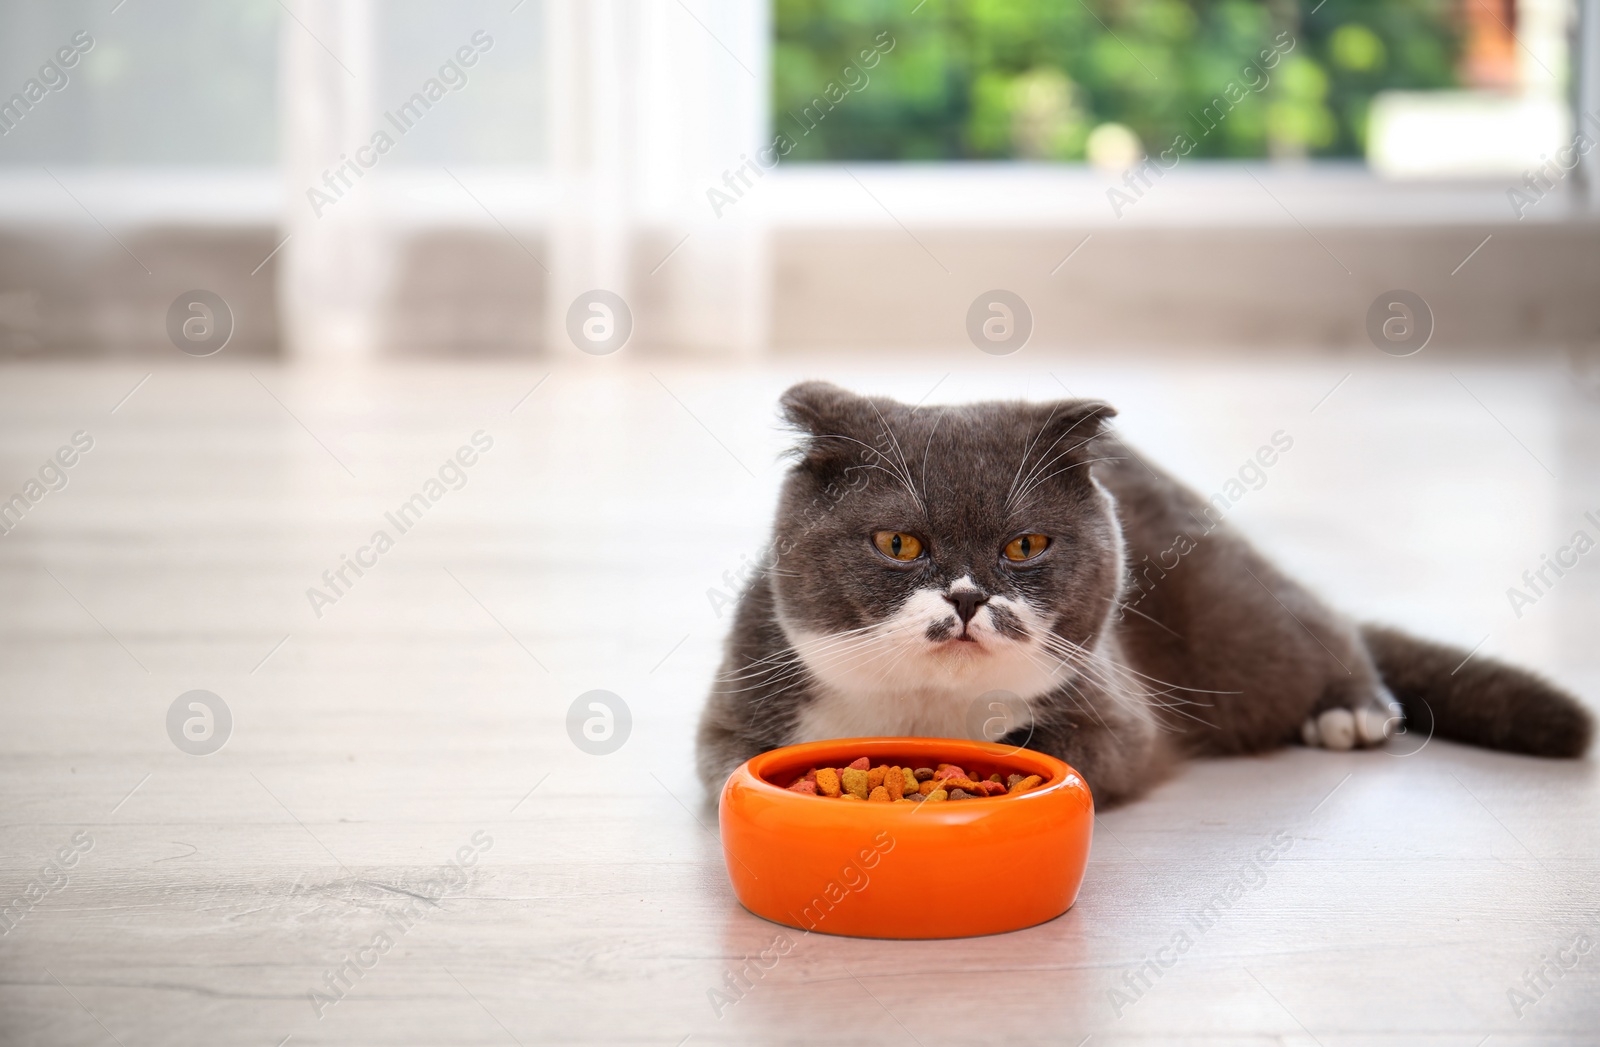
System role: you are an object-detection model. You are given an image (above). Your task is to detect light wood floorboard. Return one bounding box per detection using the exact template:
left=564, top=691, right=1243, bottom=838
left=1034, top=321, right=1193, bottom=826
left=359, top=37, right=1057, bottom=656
left=2, top=357, right=1597, bottom=1046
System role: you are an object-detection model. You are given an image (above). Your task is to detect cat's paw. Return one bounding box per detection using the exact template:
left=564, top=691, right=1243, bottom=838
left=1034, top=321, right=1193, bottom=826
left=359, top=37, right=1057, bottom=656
left=1300, top=696, right=1401, bottom=750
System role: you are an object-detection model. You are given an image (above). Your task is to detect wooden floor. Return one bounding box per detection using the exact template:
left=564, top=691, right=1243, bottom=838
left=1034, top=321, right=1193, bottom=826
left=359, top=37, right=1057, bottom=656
left=2, top=354, right=1597, bottom=1046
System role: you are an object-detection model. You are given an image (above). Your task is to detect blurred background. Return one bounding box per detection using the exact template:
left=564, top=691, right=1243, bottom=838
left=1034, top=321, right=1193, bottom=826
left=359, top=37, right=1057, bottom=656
left=2, top=0, right=1597, bottom=359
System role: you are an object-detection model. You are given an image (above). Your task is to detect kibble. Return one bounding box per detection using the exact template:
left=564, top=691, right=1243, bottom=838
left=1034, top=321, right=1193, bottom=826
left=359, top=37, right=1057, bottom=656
left=782, top=757, right=1048, bottom=803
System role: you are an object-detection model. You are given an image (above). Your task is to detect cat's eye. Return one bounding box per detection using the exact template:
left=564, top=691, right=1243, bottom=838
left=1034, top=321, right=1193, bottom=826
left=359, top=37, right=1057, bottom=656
left=872, top=531, right=924, bottom=562
left=1003, top=534, right=1050, bottom=562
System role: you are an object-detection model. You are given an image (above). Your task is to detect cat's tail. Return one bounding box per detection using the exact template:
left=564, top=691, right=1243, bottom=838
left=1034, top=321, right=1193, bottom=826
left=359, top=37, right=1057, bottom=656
left=1360, top=623, right=1593, bottom=757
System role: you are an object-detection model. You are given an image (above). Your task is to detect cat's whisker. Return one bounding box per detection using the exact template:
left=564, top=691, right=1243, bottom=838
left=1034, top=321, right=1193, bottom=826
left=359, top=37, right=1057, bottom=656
left=1026, top=636, right=1217, bottom=730
left=735, top=628, right=868, bottom=665
left=1011, top=435, right=1096, bottom=508
left=1014, top=456, right=1128, bottom=507
left=1038, top=633, right=1232, bottom=698
left=1031, top=635, right=1119, bottom=687
left=789, top=625, right=898, bottom=661
left=717, top=664, right=817, bottom=693
left=807, top=430, right=924, bottom=512
left=1006, top=423, right=1106, bottom=513
left=1139, top=698, right=1217, bottom=730
left=1015, top=647, right=1117, bottom=734
left=854, top=462, right=929, bottom=496
left=736, top=648, right=885, bottom=692
left=917, top=408, right=947, bottom=510
left=1039, top=649, right=1208, bottom=732
left=1052, top=661, right=1212, bottom=719
left=1102, top=662, right=1234, bottom=700
left=720, top=641, right=879, bottom=691
left=1011, top=451, right=1126, bottom=512
left=865, top=638, right=920, bottom=691
left=1004, top=403, right=1067, bottom=512
left=717, top=656, right=810, bottom=685
left=745, top=636, right=907, bottom=705
left=864, top=401, right=925, bottom=516
left=1009, top=405, right=1098, bottom=499
left=789, top=630, right=903, bottom=675
left=723, top=622, right=882, bottom=677
left=738, top=675, right=816, bottom=706
left=1106, top=596, right=1186, bottom=642
left=732, top=634, right=904, bottom=703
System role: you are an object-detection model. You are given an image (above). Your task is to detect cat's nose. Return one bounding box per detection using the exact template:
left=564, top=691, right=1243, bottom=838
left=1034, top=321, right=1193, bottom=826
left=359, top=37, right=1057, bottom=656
left=944, top=588, right=989, bottom=625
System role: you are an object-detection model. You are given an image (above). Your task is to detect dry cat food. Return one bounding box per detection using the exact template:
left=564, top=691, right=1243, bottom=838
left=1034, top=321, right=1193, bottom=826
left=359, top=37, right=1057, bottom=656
left=783, top=757, right=1045, bottom=803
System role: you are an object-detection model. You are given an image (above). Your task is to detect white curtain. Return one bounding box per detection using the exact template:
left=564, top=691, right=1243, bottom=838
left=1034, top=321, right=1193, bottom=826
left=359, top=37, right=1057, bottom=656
left=279, top=0, right=388, bottom=361
left=279, top=0, right=768, bottom=359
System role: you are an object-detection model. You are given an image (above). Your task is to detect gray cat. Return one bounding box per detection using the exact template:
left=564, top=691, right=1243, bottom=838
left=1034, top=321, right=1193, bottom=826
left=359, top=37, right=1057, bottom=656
left=695, top=382, right=1593, bottom=808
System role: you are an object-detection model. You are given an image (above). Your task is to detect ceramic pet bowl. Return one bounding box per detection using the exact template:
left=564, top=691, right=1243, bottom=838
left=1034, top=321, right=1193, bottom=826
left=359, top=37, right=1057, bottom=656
left=718, top=737, right=1094, bottom=939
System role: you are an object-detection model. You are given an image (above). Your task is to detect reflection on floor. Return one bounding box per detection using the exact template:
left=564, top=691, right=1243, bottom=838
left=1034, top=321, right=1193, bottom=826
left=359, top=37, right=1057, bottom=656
left=1, top=355, right=1596, bottom=1045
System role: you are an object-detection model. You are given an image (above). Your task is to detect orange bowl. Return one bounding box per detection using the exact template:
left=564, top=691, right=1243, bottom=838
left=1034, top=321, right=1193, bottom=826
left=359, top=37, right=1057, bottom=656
left=717, top=737, right=1094, bottom=939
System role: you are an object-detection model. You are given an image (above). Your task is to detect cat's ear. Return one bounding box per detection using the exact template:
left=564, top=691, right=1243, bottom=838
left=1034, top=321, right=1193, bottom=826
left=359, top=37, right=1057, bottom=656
left=780, top=381, right=885, bottom=468
left=780, top=381, right=868, bottom=437
left=1031, top=399, right=1119, bottom=453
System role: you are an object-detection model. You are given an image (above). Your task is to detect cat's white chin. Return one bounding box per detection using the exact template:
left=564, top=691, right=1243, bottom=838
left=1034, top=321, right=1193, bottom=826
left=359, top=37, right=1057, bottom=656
left=782, top=588, right=1065, bottom=743
left=927, top=634, right=994, bottom=658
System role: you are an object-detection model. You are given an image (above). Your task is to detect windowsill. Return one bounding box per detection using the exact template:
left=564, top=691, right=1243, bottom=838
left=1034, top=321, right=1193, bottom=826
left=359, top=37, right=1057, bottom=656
left=760, top=161, right=1596, bottom=229
left=1, top=162, right=1592, bottom=231
left=0, top=167, right=550, bottom=228
left=0, top=167, right=283, bottom=227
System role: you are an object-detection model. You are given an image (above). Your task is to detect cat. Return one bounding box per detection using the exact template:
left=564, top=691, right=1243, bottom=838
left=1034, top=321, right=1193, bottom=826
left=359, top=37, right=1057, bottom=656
left=695, top=381, right=1594, bottom=808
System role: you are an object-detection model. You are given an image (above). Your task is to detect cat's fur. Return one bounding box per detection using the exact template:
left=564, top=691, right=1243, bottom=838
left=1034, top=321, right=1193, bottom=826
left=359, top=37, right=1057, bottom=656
left=696, top=382, right=1594, bottom=808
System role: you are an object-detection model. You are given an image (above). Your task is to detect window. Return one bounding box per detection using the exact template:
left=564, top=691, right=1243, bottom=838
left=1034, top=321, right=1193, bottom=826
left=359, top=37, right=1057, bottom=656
left=772, top=0, right=1573, bottom=175
left=0, top=0, right=279, bottom=165
left=373, top=0, right=546, bottom=166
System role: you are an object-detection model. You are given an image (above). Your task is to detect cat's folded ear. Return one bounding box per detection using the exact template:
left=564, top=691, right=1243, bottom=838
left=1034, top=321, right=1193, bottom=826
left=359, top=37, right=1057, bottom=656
left=780, top=381, right=876, bottom=462
left=1030, top=399, right=1119, bottom=451
left=780, top=381, right=869, bottom=437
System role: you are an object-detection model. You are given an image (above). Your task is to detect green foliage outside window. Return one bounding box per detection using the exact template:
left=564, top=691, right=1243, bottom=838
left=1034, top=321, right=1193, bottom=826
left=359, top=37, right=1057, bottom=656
left=772, top=0, right=1463, bottom=161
